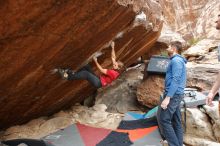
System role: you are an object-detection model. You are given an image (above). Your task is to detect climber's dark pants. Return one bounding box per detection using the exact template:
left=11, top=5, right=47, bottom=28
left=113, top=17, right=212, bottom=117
left=67, top=64, right=102, bottom=88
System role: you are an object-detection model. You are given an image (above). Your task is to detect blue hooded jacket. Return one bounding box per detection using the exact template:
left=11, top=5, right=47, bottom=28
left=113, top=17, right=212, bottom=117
left=164, top=54, right=187, bottom=98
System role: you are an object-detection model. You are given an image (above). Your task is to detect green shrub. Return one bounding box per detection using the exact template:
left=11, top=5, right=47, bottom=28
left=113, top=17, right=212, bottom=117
left=188, top=38, right=201, bottom=46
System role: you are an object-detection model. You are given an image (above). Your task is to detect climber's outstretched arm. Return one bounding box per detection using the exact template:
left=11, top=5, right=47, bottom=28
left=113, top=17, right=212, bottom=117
left=111, top=41, right=117, bottom=64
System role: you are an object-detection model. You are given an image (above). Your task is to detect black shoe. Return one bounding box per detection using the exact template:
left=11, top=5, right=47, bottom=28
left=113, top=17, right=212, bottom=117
left=56, top=68, right=69, bottom=80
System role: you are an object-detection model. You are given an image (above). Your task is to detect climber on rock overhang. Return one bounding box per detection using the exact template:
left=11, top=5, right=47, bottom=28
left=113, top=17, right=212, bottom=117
left=55, top=41, right=124, bottom=88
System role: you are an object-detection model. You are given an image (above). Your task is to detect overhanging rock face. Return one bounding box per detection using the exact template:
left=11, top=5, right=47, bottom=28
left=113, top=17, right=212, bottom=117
left=0, top=0, right=163, bottom=129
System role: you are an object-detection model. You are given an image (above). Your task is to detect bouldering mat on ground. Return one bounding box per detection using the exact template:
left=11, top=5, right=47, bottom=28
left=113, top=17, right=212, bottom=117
left=42, top=107, right=162, bottom=146
left=131, top=128, right=162, bottom=146
left=116, top=126, right=158, bottom=142
left=43, top=123, right=111, bottom=146
left=120, top=109, right=162, bottom=146
left=76, top=123, right=111, bottom=146
left=43, top=124, right=84, bottom=146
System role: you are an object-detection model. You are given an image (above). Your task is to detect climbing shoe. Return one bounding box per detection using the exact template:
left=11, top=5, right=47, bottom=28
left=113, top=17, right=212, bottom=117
left=56, top=68, right=69, bottom=80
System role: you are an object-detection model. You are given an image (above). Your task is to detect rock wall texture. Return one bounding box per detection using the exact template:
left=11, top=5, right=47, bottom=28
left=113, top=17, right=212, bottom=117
left=194, top=0, right=220, bottom=39
left=0, top=0, right=163, bottom=129
left=159, top=0, right=220, bottom=40
left=159, top=0, right=208, bottom=39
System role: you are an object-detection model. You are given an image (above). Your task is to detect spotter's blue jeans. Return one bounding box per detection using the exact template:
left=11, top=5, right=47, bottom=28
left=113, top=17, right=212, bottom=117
left=158, top=94, right=184, bottom=146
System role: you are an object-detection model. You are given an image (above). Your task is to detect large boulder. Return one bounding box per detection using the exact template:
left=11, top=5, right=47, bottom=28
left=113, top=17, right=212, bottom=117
left=183, top=39, right=219, bottom=59
left=0, top=0, right=163, bottom=129
left=186, top=63, right=220, bottom=91
left=185, top=41, right=220, bottom=91
left=184, top=136, right=220, bottom=146
left=203, top=102, right=220, bottom=142
left=184, top=108, right=215, bottom=141
left=184, top=103, right=220, bottom=145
